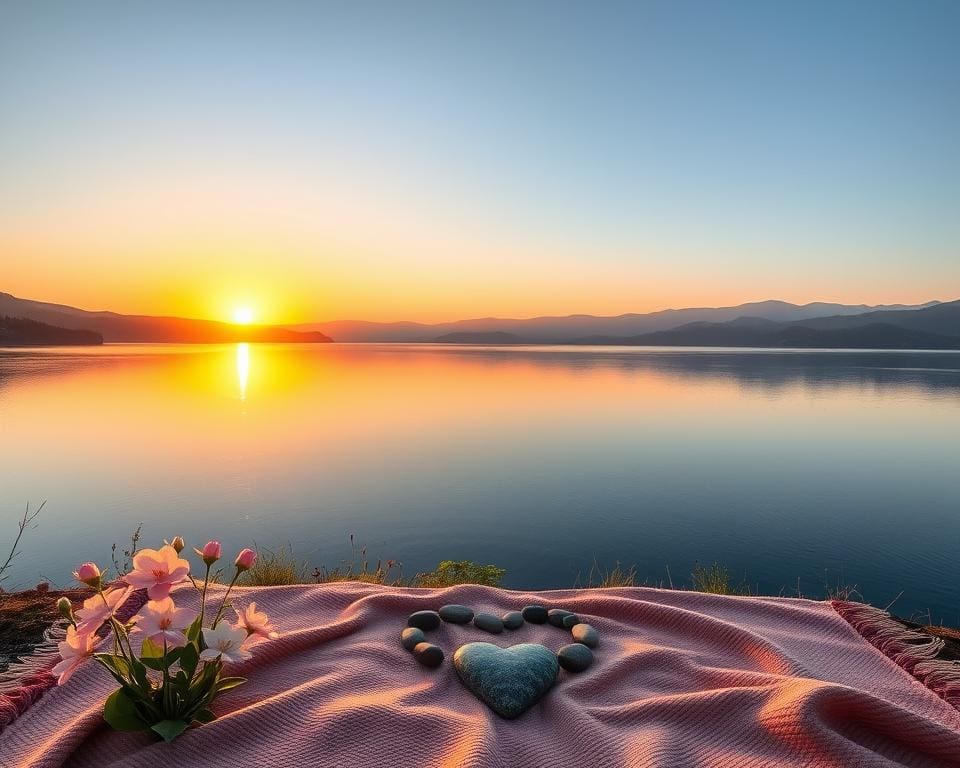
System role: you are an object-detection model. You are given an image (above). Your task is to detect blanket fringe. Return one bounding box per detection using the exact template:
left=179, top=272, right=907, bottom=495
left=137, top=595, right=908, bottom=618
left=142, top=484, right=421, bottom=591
left=0, top=587, right=148, bottom=733
left=832, top=600, right=960, bottom=710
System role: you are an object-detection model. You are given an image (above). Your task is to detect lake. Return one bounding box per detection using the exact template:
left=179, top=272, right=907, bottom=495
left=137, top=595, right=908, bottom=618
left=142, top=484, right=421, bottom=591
left=1, top=343, right=958, bottom=622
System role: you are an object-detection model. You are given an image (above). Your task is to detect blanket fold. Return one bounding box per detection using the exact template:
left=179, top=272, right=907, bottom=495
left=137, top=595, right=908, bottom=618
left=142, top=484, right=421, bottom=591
left=1, top=584, right=959, bottom=767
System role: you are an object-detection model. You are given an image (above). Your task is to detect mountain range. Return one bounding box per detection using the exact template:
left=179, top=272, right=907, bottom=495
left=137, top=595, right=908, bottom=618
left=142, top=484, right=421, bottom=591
left=2, top=291, right=958, bottom=349
left=290, top=299, right=943, bottom=343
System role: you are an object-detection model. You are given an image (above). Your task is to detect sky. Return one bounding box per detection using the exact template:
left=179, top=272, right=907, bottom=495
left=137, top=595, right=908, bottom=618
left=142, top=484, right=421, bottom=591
left=1, top=0, right=958, bottom=324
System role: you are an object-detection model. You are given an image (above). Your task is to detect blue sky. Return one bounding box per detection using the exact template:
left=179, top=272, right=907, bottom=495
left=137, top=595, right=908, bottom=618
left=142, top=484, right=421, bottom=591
left=1, top=0, right=957, bottom=321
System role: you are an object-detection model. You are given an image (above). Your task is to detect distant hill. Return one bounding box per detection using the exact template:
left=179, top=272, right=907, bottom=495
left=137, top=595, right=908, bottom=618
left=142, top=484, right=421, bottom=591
left=0, top=293, right=333, bottom=344
left=433, top=331, right=525, bottom=344
left=576, top=301, right=960, bottom=349
left=0, top=316, right=103, bottom=346
left=291, top=299, right=940, bottom=343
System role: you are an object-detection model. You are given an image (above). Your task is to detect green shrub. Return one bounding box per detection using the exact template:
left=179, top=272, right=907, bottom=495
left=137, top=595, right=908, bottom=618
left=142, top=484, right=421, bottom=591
left=413, top=560, right=506, bottom=588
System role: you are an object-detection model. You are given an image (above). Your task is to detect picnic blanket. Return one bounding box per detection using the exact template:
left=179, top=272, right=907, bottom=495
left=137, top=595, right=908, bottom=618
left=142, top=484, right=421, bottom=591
left=1, top=582, right=959, bottom=767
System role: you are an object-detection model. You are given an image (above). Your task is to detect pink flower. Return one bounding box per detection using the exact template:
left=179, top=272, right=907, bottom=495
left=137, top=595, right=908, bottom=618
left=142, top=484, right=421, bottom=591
left=132, top=598, right=197, bottom=648
left=125, top=545, right=190, bottom=600
left=75, top=584, right=133, bottom=635
left=235, top=602, right=278, bottom=641
left=73, top=562, right=102, bottom=588
left=194, top=540, right=222, bottom=565
left=51, top=625, right=98, bottom=684
left=200, top=624, right=252, bottom=664
left=234, top=548, right=257, bottom=572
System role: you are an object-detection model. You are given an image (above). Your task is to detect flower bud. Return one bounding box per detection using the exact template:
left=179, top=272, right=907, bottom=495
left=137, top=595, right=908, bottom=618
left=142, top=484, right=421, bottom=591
left=57, top=596, right=75, bottom=623
left=234, top=548, right=257, bottom=572
left=169, top=535, right=185, bottom=553
left=195, top=540, right=222, bottom=565
left=74, top=562, right=102, bottom=589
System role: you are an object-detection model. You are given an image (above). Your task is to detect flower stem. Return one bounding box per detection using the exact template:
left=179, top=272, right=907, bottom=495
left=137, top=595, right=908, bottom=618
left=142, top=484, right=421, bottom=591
left=211, top=569, right=240, bottom=628
left=198, top=562, right=211, bottom=628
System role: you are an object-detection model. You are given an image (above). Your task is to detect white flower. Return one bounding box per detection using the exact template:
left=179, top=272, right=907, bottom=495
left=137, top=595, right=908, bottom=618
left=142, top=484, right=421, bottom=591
left=200, top=623, right=252, bottom=664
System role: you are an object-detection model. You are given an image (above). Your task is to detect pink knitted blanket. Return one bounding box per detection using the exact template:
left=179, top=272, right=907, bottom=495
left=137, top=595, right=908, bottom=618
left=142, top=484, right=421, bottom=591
left=1, top=583, right=959, bottom=767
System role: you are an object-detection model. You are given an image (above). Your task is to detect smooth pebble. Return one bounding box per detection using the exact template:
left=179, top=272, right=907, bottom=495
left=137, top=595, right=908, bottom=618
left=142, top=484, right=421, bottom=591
left=401, top=627, right=426, bottom=650
left=547, top=609, right=573, bottom=628
left=412, top=642, right=445, bottom=668
left=557, top=643, right=594, bottom=672
left=571, top=623, right=599, bottom=648
left=473, top=612, right=504, bottom=634
left=439, top=604, right=475, bottom=624
left=501, top=611, right=524, bottom=630
left=407, top=610, right=442, bottom=631
left=521, top=605, right=548, bottom=624
left=561, top=613, right=580, bottom=629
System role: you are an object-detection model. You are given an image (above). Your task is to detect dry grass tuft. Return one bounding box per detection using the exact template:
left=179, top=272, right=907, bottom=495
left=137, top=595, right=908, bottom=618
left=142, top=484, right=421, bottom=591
left=575, top=560, right=640, bottom=588
left=244, top=545, right=308, bottom=586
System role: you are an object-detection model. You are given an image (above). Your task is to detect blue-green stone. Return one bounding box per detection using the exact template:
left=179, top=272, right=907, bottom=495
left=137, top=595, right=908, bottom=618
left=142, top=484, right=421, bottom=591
left=453, top=642, right=559, bottom=719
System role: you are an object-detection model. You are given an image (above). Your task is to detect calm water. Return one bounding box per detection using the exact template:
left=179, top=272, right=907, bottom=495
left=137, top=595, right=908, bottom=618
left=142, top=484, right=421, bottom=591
left=1, top=343, right=958, bottom=622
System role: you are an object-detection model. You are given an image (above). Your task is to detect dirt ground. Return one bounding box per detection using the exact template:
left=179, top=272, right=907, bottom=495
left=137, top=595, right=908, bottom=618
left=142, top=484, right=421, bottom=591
left=0, top=586, right=86, bottom=672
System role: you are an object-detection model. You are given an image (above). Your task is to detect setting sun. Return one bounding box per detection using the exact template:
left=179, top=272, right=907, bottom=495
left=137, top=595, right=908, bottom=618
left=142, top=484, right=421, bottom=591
left=232, top=306, right=255, bottom=325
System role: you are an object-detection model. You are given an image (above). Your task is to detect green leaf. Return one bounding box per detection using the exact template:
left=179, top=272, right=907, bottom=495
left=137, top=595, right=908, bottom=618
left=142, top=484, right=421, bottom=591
left=103, top=688, right=150, bottom=732
left=140, top=636, right=164, bottom=659
left=129, top=658, right=150, bottom=690
left=187, top=615, right=203, bottom=644
left=193, top=708, right=217, bottom=724
left=139, top=656, right=165, bottom=671
left=150, top=719, right=189, bottom=742
left=216, top=676, right=246, bottom=694
left=179, top=641, right=199, bottom=677
left=94, top=653, right=131, bottom=679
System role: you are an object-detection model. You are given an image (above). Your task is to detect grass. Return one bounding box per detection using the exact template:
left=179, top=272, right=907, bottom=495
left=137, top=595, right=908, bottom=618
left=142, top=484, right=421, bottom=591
left=574, top=560, right=641, bottom=588
left=22, top=520, right=862, bottom=606
left=240, top=539, right=863, bottom=605
left=243, top=537, right=506, bottom=589
left=244, top=545, right=309, bottom=586
left=690, top=562, right=752, bottom=596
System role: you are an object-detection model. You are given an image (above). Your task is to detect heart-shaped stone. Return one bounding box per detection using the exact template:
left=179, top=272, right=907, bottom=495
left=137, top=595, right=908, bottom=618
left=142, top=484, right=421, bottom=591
left=453, top=642, right=559, bottom=719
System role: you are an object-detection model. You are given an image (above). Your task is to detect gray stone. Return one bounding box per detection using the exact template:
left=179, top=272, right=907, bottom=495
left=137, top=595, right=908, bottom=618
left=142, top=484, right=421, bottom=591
left=407, top=610, right=442, bottom=631
left=521, top=605, right=548, bottom=624
left=501, top=611, right=524, bottom=630
left=557, top=643, right=593, bottom=673
left=473, top=612, right=504, bottom=634
left=453, top=642, right=559, bottom=718
left=412, top=642, right=444, bottom=668
left=561, top=613, right=580, bottom=629
left=401, top=627, right=426, bottom=650
left=547, top=608, right=573, bottom=628
left=439, top=604, right=475, bottom=624
left=571, top=623, right=599, bottom=648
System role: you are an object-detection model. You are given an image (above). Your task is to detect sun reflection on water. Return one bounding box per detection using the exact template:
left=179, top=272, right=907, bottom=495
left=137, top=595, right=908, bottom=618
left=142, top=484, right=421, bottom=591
left=236, top=343, right=250, bottom=400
